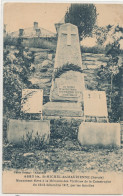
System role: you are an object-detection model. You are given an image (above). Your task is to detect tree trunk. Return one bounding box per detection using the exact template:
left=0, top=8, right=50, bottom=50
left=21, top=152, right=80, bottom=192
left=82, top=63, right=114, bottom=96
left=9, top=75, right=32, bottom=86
left=110, top=73, right=113, bottom=111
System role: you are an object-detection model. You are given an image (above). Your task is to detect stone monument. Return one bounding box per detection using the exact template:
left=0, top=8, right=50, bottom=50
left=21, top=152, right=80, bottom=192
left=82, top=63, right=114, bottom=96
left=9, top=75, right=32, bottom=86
left=54, top=23, right=83, bottom=69
left=43, top=23, right=85, bottom=117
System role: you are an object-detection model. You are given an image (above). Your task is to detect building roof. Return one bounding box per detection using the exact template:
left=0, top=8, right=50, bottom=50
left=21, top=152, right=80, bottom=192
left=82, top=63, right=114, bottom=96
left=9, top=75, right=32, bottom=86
left=9, top=24, right=56, bottom=38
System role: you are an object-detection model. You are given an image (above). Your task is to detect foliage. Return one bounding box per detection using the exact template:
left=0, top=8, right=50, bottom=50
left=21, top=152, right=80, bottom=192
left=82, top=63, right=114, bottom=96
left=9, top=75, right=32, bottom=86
left=21, top=131, right=48, bottom=150
left=3, top=137, right=123, bottom=171
left=97, top=26, right=123, bottom=122
left=105, top=41, right=120, bottom=58
left=94, top=24, right=123, bottom=47
left=106, top=42, right=122, bottom=122
left=4, top=35, right=18, bottom=47
left=3, top=38, right=35, bottom=119
left=53, top=63, right=83, bottom=79
left=93, top=25, right=110, bottom=45
left=22, top=37, right=57, bottom=50
left=81, top=45, right=105, bottom=54
left=4, top=35, right=57, bottom=50
left=65, top=4, right=97, bottom=40
left=50, top=119, right=82, bottom=140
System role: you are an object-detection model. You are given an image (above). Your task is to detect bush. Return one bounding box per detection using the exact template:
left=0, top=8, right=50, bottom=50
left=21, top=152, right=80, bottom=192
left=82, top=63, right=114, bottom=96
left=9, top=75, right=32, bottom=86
left=50, top=119, right=82, bottom=140
left=20, top=131, right=48, bottom=150
left=22, top=38, right=57, bottom=50
left=81, top=46, right=105, bottom=54
left=3, top=40, right=35, bottom=136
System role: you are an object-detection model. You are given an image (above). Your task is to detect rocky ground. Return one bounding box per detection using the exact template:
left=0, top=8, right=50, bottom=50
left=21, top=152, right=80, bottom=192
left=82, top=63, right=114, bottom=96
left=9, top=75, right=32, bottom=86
left=3, top=139, right=123, bottom=173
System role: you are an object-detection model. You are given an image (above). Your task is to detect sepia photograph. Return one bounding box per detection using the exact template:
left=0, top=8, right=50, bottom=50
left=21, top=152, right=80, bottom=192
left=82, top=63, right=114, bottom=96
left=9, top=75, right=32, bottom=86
left=2, top=2, right=123, bottom=194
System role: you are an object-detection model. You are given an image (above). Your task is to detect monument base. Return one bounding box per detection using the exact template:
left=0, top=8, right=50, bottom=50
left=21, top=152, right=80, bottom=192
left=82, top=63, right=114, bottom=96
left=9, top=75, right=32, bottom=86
left=78, top=122, right=121, bottom=146
left=43, top=102, right=83, bottom=117
left=8, top=119, right=50, bottom=144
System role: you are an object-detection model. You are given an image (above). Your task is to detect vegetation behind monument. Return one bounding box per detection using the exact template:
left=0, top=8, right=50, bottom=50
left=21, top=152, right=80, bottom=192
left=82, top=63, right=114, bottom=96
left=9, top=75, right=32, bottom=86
left=65, top=4, right=97, bottom=40
left=97, top=26, right=123, bottom=122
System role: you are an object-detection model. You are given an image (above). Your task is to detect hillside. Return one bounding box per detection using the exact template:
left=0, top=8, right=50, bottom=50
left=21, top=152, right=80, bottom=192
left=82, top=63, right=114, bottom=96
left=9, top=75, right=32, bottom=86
left=3, top=45, right=123, bottom=173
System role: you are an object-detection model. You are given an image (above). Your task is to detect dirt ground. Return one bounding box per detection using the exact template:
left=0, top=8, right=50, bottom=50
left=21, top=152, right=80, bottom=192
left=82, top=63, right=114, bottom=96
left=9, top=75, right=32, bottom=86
left=3, top=138, right=123, bottom=173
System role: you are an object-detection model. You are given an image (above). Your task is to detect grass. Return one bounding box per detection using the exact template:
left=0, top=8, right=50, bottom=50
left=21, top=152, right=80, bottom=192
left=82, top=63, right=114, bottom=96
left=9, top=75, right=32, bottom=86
left=3, top=120, right=122, bottom=172
left=3, top=138, right=123, bottom=173
left=4, top=36, right=57, bottom=50
left=21, top=131, right=48, bottom=151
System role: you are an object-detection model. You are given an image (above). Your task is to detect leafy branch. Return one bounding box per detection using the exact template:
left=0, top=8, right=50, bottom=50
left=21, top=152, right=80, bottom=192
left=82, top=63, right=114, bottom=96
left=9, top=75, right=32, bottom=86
left=53, top=63, right=83, bottom=79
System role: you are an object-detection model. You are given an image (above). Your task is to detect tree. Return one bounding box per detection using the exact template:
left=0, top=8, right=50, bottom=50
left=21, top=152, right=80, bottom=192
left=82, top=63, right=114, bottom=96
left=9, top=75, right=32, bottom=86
left=93, top=25, right=110, bottom=45
left=97, top=26, right=123, bottom=122
left=65, top=4, right=97, bottom=40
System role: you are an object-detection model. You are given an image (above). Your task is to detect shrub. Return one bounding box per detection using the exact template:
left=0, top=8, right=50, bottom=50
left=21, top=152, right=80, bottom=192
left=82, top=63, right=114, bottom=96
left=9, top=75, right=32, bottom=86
left=21, top=131, right=48, bottom=150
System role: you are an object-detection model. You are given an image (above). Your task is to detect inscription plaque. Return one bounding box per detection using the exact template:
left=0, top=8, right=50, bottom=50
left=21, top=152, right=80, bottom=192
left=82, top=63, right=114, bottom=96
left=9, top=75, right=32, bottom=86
left=58, top=85, right=81, bottom=97
left=83, top=90, right=108, bottom=117
left=21, top=89, right=43, bottom=113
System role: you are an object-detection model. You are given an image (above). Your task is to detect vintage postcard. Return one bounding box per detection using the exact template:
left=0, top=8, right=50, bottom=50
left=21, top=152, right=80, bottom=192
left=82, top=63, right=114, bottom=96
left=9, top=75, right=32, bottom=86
left=2, top=2, right=123, bottom=194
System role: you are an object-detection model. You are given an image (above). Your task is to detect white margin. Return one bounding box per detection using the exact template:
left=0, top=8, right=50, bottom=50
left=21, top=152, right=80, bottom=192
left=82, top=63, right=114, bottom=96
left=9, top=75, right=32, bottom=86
left=0, top=1, right=123, bottom=196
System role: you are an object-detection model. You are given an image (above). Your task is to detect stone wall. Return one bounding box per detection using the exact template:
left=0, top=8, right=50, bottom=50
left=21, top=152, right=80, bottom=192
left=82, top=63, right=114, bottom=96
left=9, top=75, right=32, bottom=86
left=82, top=53, right=108, bottom=69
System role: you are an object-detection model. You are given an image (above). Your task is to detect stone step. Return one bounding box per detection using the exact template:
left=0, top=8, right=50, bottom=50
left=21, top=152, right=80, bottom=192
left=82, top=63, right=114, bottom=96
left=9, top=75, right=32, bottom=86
left=43, top=102, right=83, bottom=117
left=82, top=57, right=108, bottom=62
left=82, top=53, right=105, bottom=58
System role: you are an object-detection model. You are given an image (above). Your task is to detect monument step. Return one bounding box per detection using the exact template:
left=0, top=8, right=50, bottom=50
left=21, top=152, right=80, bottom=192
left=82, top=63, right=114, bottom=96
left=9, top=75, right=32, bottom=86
left=43, top=102, right=83, bottom=117
left=43, top=116, right=84, bottom=120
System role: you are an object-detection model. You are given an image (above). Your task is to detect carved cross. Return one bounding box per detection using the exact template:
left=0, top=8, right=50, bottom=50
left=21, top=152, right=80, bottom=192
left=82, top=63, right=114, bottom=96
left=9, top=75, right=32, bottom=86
left=62, top=25, right=77, bottom=46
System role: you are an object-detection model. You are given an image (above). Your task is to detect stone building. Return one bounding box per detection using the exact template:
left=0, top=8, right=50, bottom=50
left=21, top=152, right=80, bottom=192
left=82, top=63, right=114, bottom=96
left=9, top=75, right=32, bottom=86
left=9, top=22, right=56, bottom=38
left=7, top=22, right=56, bottom=48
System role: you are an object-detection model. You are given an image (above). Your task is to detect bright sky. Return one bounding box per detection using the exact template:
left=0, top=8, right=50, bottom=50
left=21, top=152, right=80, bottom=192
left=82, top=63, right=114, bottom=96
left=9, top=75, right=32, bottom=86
left=4, top=3, right=123, bottom=33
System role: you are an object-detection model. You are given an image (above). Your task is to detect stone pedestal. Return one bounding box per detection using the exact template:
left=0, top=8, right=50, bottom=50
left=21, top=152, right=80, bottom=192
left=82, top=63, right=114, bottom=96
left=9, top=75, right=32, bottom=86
left=43, top=102, right=83, bottom=117
left=78, top=122, right=121, bottom=146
